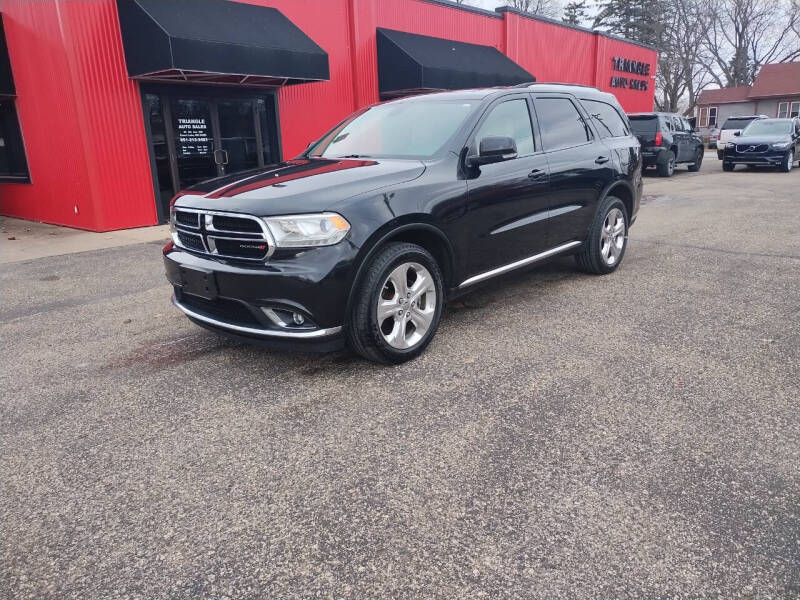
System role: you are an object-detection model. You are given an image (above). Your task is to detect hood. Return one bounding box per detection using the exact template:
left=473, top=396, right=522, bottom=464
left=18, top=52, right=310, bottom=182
left=174, top=158, right=426, bottom=216
left=732, top=134, right=791, bottom=145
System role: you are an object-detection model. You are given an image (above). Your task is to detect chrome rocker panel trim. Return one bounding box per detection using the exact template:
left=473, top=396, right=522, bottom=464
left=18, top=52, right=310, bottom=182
left=172, top=295, right=342, bottom=339
left=458, top=241, right=582, bottom=289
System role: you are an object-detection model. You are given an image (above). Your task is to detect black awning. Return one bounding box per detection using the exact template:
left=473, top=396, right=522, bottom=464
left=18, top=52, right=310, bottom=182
left=377, top=28, right=534, bottom=97
left=0, top=14, right=15, bottom=96
left=116, top=0, right=329, bottom=86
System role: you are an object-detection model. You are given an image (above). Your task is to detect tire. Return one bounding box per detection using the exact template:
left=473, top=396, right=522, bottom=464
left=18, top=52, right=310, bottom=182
left=723, top=161, right=735, bottom=172
left=657, top=151, right=675, bottom=177
left=779, top=150, right=794, bottom=173
left=575, top=196, right=628, bottom=275
left=688, top=148, right=703, bottom=172
left=346, top=242, right=444, bottom=364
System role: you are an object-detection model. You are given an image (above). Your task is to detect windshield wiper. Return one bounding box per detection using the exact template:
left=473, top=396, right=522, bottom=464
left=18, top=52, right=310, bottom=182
left=336, top=154, right=371, bottom=158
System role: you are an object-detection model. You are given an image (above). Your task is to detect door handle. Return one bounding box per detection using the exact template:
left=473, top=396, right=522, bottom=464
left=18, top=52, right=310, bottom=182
left=528, top=169, right=547, bottom=180
left=595, top=156, right=610, bottom=164
left=213, top=149, right=229, bottom=165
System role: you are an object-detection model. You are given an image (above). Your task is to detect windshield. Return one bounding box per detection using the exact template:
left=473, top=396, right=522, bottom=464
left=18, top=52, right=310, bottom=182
left=628, top=115, right=658, bottom=133
left=309, top=100, right=476, bottom=159
left=722, top=117, right=756, bottom=130
left=742, top=120, right=792, bottom=136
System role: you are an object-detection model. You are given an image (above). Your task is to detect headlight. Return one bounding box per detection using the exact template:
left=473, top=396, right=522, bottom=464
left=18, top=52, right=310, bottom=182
left=263, top=213, right=350, bottom=248
left=771, top=142, right=792, bottom=150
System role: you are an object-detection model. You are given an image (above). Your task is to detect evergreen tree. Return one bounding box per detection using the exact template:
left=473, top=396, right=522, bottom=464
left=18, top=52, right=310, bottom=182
left=563, top=1, right=590, bottom=25
left=593, top=0, right=670, bottom=46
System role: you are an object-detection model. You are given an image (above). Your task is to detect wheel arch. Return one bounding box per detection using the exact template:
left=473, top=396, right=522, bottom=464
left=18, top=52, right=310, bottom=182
left=599, top=180, right=634, bottom=224
left=344, top=221, right=456, bottom=321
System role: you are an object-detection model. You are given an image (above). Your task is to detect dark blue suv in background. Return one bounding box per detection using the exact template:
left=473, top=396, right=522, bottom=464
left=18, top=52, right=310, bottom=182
left=721, top=118, right=800, bottom=172
left=164, top=84, right=642, bottom=363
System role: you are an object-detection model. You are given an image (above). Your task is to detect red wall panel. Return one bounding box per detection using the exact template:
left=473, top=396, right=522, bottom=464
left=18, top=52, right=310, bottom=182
left=595, top=35, right=658, bottom=113
left=1, top=1, right=96, bottom=229
left=1, top=0, right=155, bottom=231
left=1, top=0, right=657, bottom=231
left=503, top=12, right=595, bottom=85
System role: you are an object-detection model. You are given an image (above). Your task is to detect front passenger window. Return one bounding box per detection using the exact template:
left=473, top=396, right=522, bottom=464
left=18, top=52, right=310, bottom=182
left=473, top=99, right=535, bottom=157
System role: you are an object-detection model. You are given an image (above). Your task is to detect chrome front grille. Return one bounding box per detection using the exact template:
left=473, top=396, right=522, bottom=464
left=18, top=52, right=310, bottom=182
left=172, top=208, right=274, bottom=261
left=736, top=144, right=769, bottom=153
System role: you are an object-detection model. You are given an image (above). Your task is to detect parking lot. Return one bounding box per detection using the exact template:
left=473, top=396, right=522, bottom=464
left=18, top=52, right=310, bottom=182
left=2, top=159, right=799, bottom=598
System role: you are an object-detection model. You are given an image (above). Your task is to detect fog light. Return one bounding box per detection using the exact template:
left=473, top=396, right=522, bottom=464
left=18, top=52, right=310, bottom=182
left=292, top=312, right=305, bottom=325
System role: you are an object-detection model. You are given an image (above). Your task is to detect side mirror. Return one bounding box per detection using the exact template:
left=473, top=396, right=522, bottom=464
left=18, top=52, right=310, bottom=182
left=468, top=136, right=518, bottom=167
left=734, top=131, right=741, bottom=137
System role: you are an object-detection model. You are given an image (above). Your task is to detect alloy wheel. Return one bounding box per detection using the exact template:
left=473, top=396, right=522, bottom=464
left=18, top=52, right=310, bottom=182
left=788, top=152, right=794, bottom=171
left=377, top=262, right=437, bottom=349
left=600, top=208, right=626, bottom=266
left=667, top=156, right=675, bottom=176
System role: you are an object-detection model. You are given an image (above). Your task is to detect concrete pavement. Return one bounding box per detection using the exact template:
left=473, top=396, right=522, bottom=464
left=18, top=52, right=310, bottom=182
left=0, top=217, right=169, bottom=264
left=1, top=159, right=799, bottom=598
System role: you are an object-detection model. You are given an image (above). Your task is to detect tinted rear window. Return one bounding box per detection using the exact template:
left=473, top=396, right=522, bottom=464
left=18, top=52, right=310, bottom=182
left=629, top=116, right=658, bottom=133
left=582, top=99, right=630, bottom=138
left=722, top=117, right=756, bottom=130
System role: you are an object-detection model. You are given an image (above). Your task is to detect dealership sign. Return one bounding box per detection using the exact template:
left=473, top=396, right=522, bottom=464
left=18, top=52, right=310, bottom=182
left=610, top=57, right=650, bottom=91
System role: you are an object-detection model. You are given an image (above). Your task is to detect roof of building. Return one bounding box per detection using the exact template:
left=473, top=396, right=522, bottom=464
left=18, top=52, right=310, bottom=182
left=749, top=61, right=800, bottom=98
left=697, top=62, right=800, bottom=106
left=696, top=86, right=753, bottom=105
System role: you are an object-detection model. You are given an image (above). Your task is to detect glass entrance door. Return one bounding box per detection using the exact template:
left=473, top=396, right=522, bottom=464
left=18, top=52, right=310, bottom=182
left=171, top=98, right=219, bottom=188
left=143, top=87, right=281, bottom=223
left=217, top=99, right=259, bottom=175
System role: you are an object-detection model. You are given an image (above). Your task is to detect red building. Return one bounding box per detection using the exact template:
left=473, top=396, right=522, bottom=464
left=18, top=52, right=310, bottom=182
left=0, top=0, right=657, bottom=232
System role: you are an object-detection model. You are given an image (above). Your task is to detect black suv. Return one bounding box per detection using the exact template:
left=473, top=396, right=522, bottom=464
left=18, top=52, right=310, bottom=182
left=721, top=117, right=800, bottom=172
left=164, top=84, right=642, bottom=363
left=628, top=112, right=704, bottom=176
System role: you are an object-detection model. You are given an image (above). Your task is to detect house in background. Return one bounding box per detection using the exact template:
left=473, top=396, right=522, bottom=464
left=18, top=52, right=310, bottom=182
left=696, top=62, right=800, bottom=142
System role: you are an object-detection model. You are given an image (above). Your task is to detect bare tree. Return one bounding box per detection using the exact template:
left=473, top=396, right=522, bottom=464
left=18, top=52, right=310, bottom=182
left=505, top=0, right=562, bottom=19
left=700, top=0, right=800, bottom=87
left=655, top=0, right=715, bottom=112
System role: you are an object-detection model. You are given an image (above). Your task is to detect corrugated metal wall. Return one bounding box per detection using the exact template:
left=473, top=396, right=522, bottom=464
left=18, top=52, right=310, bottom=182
left=1, top=0, right=155, bottom=231
left=0, top=0, right=657, bottom=231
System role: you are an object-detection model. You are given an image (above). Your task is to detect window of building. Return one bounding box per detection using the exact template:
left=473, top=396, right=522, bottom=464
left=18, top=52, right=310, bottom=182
left=708, top=106, right=717, bottom=127
left=534, top=97, right=592, bottom=151
left=0, top=99, right=29, bottom=182
left=699, top=106, right=718, bottom=128
left=581, top=99, right=629, bottom=138
left=781, top=101, right=800, bottom=118
left=474, top=99, right=535, bottom=157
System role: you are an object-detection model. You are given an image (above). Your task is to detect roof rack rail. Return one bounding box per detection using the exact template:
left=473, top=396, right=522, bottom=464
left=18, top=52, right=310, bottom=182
left=512, top=80, right=537, bottom=87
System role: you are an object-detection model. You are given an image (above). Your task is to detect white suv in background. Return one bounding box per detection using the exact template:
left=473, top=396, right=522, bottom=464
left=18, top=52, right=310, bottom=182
left=717, top=115, right=768, bottom=158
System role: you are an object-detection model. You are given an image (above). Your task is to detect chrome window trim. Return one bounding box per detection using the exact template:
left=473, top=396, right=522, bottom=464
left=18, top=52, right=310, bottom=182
left=172, top=296, right=341, bottom=339
left=458, top=241, right=582, bottom=289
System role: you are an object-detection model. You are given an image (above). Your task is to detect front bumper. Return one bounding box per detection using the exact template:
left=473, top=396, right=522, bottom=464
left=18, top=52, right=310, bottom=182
left=723, top=149, right=787, bottom=166
left=164, top=242, right=358, bottom=349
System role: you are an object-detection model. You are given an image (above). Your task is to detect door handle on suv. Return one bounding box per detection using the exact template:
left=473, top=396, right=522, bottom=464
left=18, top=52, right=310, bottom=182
left=528, top=169, right=547, bottom=181
left=595, top=156, right=610, bottom=164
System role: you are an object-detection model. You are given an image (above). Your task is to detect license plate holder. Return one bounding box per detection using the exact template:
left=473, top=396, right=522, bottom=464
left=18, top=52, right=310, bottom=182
left=179, top=266, right=217, bottom=300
